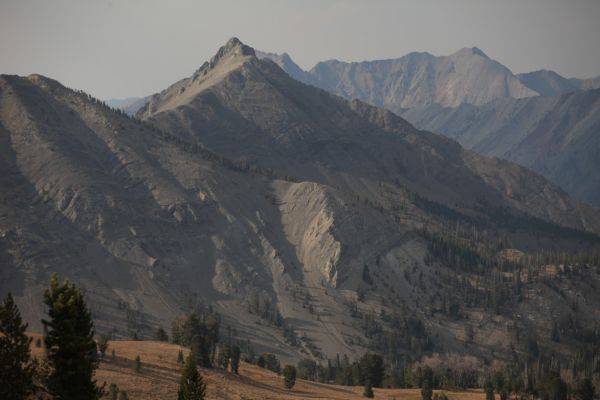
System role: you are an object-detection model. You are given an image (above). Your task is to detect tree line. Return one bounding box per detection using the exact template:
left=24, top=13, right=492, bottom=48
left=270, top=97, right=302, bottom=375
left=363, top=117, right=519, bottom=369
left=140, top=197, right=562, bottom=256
left=249, top=351, right=597, bottom=400
left=2, top=273, right=598, bottom=399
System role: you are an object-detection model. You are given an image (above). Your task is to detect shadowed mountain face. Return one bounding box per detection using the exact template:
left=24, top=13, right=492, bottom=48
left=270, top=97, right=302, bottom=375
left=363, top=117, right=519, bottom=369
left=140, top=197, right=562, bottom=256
left=1, top=72, right=400, bottom=360
left=2, top=39, right=600, bottom=368
left=402, top=89, right=600, bottom=206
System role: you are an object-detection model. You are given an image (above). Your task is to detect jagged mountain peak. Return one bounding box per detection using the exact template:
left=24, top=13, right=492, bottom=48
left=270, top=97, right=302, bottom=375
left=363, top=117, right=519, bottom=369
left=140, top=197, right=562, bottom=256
left=193, top=37, right=257, bottom=77
left=211, top=37, right=256, bottom=62
left=139, top=38, right=263, bottom=116
left=471, top=46, right=488, bottom=58
left=451, top=46, right=489, bottom=59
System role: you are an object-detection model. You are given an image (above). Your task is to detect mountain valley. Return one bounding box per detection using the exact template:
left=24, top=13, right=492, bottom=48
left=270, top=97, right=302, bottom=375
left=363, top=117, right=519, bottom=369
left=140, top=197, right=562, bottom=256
left=1, top=39, right=600, bottom=383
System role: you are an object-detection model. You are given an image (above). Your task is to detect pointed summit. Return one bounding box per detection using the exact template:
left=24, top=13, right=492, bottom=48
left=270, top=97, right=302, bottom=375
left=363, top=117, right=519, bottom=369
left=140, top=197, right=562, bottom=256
left=140, top=37, right=260, bottom=117
left=191, top=37, right=257, bottom=75
left=210, top=37, right=255, bottom=64
left=451, top=46, right=489, bottom=59
left=470, top=47, right=488, bottom=58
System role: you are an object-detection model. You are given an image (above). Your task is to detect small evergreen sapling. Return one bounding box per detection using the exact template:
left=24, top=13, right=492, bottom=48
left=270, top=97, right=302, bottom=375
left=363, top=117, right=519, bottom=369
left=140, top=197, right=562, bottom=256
left=363, top=382, right=374, bottom=398
left=109, top=383, right=119, bottom=400
left=97, top=334, right=109, bottom=358
left=134, top=355, right=142, bottom=372
left=177, top=353, right=206, bottom=400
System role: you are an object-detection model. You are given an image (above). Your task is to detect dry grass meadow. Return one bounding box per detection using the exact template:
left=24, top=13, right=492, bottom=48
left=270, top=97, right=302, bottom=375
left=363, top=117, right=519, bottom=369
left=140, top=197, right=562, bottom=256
left=29, top=334, right=485, bottom=400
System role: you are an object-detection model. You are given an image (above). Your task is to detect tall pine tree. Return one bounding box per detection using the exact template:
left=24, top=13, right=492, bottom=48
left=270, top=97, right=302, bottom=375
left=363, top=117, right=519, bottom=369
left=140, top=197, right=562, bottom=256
left=42, top=274, right=103, bottom=400
left=575, top=378, right=595, bottom=400
left=283, top=365, right=296, bottom=389
left=177, top=353, right=206, bottom=400
left=0, top=293, right=33, bottom=400
left=421, top=366, right=433, bottom=400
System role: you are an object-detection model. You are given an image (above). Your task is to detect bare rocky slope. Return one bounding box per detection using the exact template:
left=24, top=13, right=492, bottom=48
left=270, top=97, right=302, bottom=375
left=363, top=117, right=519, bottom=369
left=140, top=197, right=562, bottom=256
left=401, top=89, right=600, bottom=206
left=2, top=39, right=600, bottom=370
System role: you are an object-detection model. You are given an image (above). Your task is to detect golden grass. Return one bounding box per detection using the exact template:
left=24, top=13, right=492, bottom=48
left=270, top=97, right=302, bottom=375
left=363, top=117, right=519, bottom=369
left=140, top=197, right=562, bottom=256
left=28, top=334, right=485, bottom=399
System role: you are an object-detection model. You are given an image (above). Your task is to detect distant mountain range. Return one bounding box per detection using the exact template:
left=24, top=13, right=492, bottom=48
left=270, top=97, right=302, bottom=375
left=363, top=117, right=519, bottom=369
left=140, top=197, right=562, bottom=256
left=252, top=48, right=600, bottom=206
left=258, top=47, right=599, bottom=110
left=517, top=69, right=600, bottom=96
left=3, top=39, right=600, bottom=368
left=109, top=46, right=600, bottom=115
left=106, top=96, right=149, bottom=115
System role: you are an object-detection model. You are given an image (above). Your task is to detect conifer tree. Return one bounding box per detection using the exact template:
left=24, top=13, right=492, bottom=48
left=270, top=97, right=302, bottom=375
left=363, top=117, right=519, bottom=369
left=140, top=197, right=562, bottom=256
left=97, top=334, right=109, bottom=358
left=43, top=274, right=103, bottom=400
left=363, top=382, right=374, bottom=398
left=134, top=355, right=142, bottom=372
left=177, top=353, right=206, bottom=400
left=485, top=381, right=495, bottom=400
left=109, top=383, right=119, bottom=400
left=0, top=293, right=33, bottom=400
left=155, top=326, right=169, bottom=342
left=543, top=371, right=567, bottom=400
left=283, top=365, right=296, bottom=389
left=421, top=366, right=433, bottom=400
left=359, top=353, right=384, bottom=388
left=575, top=378, right=595, bottom=400
left=217, top=343, right=230, bottom=370
left=230, top=345, right=241, bottom=374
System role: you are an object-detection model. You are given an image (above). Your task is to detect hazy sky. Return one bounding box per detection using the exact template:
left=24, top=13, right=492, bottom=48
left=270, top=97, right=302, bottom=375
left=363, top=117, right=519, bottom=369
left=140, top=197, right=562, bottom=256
left=1, top=0, right=599, bottom=99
